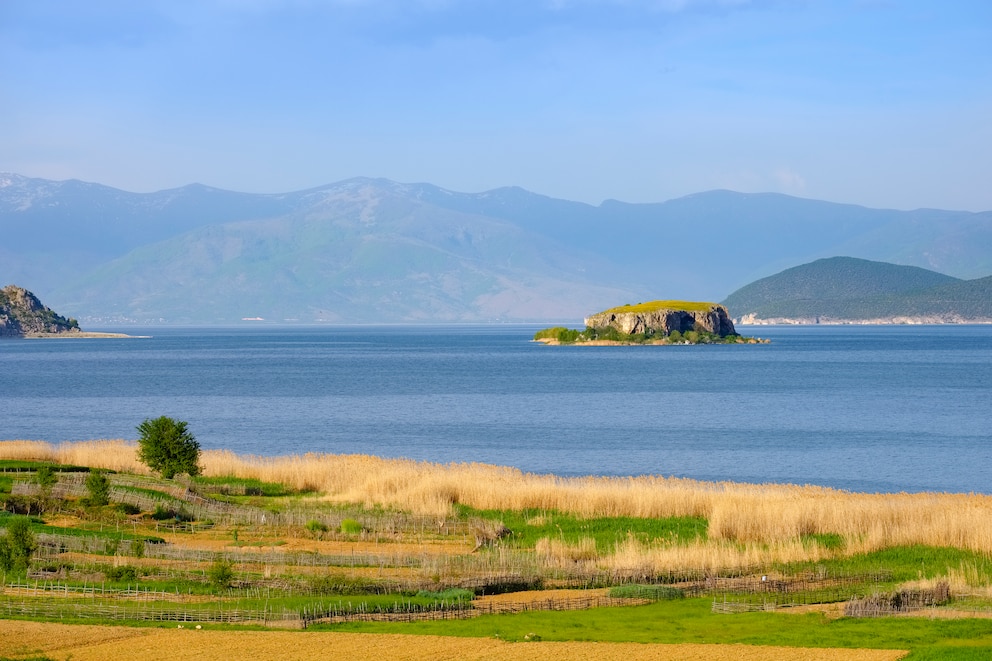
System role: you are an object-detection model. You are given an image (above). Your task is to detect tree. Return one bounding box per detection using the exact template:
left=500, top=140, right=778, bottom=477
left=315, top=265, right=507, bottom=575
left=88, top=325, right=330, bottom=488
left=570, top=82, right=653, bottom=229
left=0, top=516, right=36, bottom=572
left=207, top=558, right=234, bottom=590
left=34, top=465, right=57, bottom=512
left=85, top=470, right=111, bottom=506
left=136, top=416, right=201, bottom=479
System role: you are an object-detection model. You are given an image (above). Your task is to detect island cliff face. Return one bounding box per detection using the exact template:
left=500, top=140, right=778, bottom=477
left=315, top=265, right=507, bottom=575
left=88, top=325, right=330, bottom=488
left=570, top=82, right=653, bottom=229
left=584, top=302, right=737, bottom=337
left=0, top=285, right=80, bottom=336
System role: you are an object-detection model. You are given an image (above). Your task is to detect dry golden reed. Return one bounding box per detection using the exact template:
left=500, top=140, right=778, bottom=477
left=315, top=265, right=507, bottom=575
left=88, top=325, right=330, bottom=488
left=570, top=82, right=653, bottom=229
left=0, top=439, right=147, bottom=474
left=536, top=537, right=599, bottom=566
left=5, top=440, right=992, bottom=563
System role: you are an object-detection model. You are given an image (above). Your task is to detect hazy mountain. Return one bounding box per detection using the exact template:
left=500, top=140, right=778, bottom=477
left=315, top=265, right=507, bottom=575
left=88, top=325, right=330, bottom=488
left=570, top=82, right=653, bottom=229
left=41, top=179, right=635, bottom=323
left=2, top=173, right=991, bottom=323
left=722, top=257, right=992, bottom=323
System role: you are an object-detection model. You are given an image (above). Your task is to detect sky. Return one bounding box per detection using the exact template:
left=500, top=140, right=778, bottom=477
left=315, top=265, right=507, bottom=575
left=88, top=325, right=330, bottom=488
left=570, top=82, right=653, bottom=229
left=1, top=0, right=990, bottom=211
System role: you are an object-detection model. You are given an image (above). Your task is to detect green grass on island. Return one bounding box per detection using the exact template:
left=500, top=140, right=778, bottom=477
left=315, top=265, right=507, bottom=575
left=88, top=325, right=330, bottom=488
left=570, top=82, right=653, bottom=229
left=597, top=300, right=721, bottom=315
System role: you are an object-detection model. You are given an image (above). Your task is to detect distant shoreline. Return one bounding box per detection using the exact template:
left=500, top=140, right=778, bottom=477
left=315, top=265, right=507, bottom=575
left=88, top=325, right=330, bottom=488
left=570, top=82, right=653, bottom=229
left=23, top=331, right=148, bottom=339
left=737, top=316, right=992, bottom=325
left=533, top=337, right=768, bottom=346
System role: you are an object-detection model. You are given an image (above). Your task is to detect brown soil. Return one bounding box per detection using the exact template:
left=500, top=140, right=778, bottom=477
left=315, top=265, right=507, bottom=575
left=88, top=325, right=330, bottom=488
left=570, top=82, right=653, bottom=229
left=778, top=602, right=846, bottom=619
left=54, top=550, right=429, bottom=582
left=0, top=620, right=908, bottom=661
left=779, top=602, right=992, bottom=620
left=152, top=531, right=473, bottom=556
left=473, top=588, right=612, bottom=605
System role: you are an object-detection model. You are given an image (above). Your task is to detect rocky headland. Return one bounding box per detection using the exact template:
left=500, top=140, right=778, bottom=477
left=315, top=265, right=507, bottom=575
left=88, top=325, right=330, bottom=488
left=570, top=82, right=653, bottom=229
left=0, top=285, right=133, bottom=338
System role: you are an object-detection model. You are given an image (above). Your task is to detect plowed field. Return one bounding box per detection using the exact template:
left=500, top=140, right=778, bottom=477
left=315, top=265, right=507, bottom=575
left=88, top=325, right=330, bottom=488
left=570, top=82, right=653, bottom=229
left=0, top=620, right=908, bottom=660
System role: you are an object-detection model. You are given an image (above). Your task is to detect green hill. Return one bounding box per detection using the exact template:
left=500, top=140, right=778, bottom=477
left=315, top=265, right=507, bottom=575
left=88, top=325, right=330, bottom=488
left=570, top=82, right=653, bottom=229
left=722, top=257, right=992, bottom=323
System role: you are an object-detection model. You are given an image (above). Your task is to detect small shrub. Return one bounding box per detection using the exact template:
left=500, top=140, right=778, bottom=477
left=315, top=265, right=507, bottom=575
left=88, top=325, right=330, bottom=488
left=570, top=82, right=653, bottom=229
left=0, top=494, right=40, bottom=516
left=118, top=503, right=141, bottom=516
left=207, top=559, right=235, bottom=590
left=307, top=573, right=380, bottom=595
left=131, top=539, right=145, bottom=559
left=106, top=565, right=138, bottom=583
left=609, top=584, right=685, bottom=600
left=85, top=470, right=111, bottom=507
left=150, top=503, right=193, bottom=522
left=415, top=588, right=474, bottom=603
left=0, top=515, right=36, bottom=571
left=33, top=465, right=58, bottom=513
left=340, top=518, right=363, bottom=535
left=471, top=519, right=511, bottom=551
left=305, top=519, right=329, bottom=538
left=35, top=465, right=57, bottom=491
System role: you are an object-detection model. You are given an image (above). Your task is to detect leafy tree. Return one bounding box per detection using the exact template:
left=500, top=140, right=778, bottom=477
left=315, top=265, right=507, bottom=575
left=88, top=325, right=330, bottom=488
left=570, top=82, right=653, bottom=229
left=0, top=516, right=36, bottom=572
left=136, top=416, right=202, bottom=479
left=85, top=470, right=111, bottom=506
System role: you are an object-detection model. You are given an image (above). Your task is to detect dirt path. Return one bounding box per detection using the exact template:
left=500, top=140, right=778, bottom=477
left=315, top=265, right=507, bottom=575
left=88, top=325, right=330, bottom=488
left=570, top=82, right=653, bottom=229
left=0, top=620, right=908, bottom=661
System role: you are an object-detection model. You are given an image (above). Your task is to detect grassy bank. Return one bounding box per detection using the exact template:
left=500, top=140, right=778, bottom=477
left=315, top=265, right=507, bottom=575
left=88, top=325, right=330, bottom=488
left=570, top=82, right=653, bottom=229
left=4, top=440, right=992, bottom=565
left=3, top=439, right=992, bottom=658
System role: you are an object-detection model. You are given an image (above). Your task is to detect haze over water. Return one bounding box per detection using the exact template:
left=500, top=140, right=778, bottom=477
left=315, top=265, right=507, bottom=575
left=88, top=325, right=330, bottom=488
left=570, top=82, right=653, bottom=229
left=3, top=325, right=990, bottom=494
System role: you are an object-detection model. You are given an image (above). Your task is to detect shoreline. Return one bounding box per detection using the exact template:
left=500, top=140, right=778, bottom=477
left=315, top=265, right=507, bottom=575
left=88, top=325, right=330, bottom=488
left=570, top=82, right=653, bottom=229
left=23, top=331, right=149, bottom=339
left=737, top=316, right=992, bottom=325
left=533, top=337, right=768, bottom=346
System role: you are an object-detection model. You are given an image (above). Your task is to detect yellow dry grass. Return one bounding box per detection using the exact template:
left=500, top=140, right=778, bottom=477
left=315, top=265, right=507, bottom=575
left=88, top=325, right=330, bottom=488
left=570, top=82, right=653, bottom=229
left=5, top=439, right=992, bottom=573
left=0, top=620, right=908, bottom=661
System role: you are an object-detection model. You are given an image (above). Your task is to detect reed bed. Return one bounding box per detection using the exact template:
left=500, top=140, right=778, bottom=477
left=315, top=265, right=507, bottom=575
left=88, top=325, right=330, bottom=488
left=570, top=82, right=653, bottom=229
left=0, top=439, right=148, bottom=474
left=6, top=440, right=992, bottom=563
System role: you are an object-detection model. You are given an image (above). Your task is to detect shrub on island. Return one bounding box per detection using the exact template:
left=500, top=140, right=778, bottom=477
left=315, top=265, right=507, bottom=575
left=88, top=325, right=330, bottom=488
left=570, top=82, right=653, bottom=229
left=533, top=325, right=755, bottom=345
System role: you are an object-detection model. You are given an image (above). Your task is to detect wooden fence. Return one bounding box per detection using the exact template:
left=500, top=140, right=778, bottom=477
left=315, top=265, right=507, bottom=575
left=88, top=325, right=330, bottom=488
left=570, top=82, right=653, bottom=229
left=13, top=475, right=469, bottom=536
left=844, top=582, right=951, bottom=617
left=708, top=571, right=894, bottom=613
left=1, top=583, right=645, bottom=628
left=0, top=597, right=293, bottom=624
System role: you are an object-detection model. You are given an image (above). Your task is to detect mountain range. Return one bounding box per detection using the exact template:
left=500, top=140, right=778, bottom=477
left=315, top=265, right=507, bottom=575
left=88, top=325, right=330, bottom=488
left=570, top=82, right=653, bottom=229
left=2, top=173, right=990, bottom=324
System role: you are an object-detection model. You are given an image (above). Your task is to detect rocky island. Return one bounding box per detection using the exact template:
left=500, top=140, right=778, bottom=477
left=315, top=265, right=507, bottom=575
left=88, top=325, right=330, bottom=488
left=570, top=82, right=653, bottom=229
left=534, top=300, right=766, bottom=345
left=0, top=285, right=134, bottom=338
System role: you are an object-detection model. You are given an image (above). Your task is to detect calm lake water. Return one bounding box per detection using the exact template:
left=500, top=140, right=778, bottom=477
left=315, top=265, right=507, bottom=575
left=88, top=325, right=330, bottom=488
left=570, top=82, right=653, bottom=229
left=2, top=325, right=990, bottom=494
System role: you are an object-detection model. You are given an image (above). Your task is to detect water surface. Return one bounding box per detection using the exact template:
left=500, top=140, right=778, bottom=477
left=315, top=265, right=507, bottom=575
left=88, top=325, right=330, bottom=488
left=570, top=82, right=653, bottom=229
left=2, top=324, right=990, bottom=494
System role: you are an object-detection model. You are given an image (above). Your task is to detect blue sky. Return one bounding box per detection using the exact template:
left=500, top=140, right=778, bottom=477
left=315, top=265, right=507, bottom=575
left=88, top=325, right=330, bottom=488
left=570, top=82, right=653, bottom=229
left=2, top=0, right=990, bottom=210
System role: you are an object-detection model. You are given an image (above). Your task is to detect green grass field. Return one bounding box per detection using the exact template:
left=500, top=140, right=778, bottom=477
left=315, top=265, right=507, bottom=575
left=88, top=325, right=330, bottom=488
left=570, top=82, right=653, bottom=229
left=316, top=597, right=992, bottom=658
left=4, top=452, right=992, bottom=658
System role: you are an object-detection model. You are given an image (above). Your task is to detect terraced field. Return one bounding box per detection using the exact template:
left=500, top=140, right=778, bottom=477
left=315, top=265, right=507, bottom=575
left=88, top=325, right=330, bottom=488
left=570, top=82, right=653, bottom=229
left=3, top=441, right=992, bottom=659
left=0, top=620, right=908, bottom=661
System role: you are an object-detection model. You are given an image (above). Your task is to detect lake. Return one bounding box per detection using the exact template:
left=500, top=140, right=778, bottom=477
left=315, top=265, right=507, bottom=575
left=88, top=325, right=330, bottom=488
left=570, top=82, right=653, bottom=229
left=2, top=324, right=990, bottom=494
